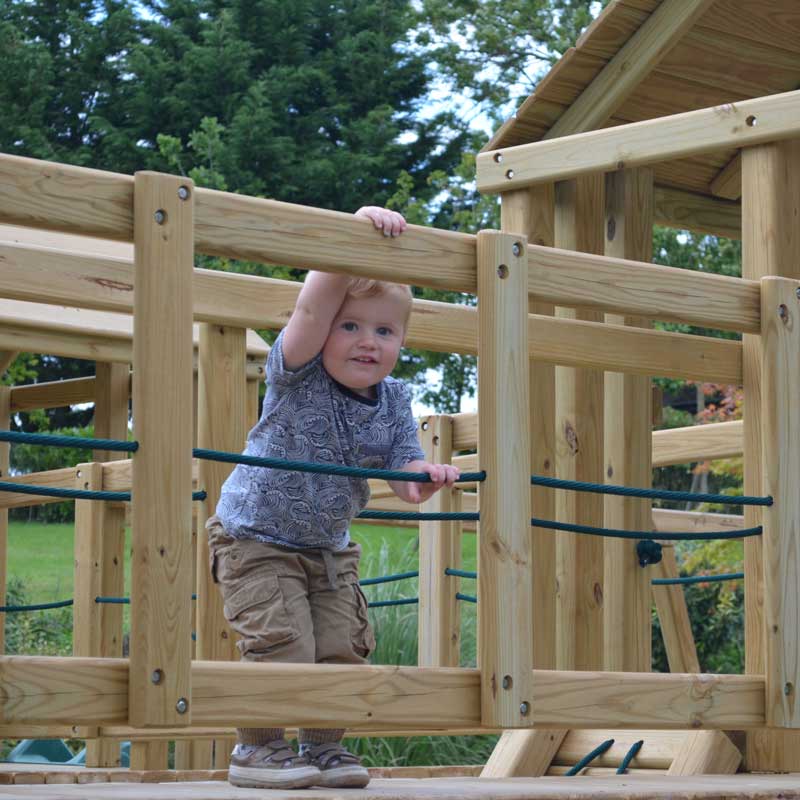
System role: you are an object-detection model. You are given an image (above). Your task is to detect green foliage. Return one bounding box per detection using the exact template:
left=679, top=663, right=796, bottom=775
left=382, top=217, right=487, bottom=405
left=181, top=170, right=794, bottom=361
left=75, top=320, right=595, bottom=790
left=3, top=576, right=73, bottom=657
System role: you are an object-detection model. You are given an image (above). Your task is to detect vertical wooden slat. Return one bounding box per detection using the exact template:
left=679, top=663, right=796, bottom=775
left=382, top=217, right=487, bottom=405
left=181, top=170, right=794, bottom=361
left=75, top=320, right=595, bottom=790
left=742, top=141, right=800, bottom=767
left=603, top=168, right=653, bottom=673
left=129, top=740, right=169, bottom=771
left=652, top=545, right=700, bottom=674
left=130, top=172, right=194, bottom=728
left=418, top=415, right=461, bottom=667
left=197, top=323, right=247, bottom=768
left=760, top=277, right=800, bottom=729
left=554, top=175, right=605, bottom=671
left=0, top=386, right=9, bottom=656
left=477, top=230, right=533, bottom=728
left=501, top=185, right=557, bottom=670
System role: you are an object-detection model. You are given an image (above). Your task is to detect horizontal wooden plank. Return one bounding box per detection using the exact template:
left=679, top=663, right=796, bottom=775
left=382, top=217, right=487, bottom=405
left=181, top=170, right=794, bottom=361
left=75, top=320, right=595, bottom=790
left=0, top=466, right=81, bottom=510
left=452, top=412, right=478, bottom=451
left=477, top=89, right=800, bottom=193
left=0, top=656, right=765, bottom=730
left=652, top=508, right=744, bottom=535
left=0, top=155, right=478, bottom=293
left=554, top=729, right=685, bottom=769
left=526, top=244, right=758, bottom=334
left=653, top=420, right=743, bottom=466
left=653, top=186, right=741, bottom=240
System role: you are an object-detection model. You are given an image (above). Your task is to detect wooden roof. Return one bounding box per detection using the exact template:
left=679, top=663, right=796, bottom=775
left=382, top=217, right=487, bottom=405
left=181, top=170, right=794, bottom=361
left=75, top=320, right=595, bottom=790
left=484, top=0, right=800, bottom=201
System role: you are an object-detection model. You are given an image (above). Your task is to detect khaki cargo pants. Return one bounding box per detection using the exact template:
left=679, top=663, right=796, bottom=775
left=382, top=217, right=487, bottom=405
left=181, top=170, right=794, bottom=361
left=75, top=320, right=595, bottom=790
left=207, top=516, right=375, bottom=665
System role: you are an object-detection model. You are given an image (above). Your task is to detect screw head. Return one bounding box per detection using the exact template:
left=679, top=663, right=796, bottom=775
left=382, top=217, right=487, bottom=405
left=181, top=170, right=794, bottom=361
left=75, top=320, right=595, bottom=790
left=511, top=242, right=523, bottom=258
left=778, top=303, right=789, bottom=322
left=502, top=675, right=513, bottom=690
left=785, top=682, right=794, bottom=696
left=497, top=264, right=509, bottom=279
left=154, top=209, right=167, bottom=225
left=178, top=185, right=191, bottom=201
left=796, top=287, right=800, bottom=301
left=151, top=669, right=163, bottom=685
left=519, top=701, right=530, bottom=716
left=176, top=697, right=189, bottom=714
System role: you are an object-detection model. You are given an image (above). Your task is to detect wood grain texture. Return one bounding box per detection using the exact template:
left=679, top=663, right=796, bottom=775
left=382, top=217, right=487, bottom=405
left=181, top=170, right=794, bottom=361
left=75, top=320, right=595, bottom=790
left=481, top=729, right=566, bottom=777
left=477, top=230, right=534, bottom=727
left=653, top=186, right=740, bottom=241
left=652, top=420, right=742, bottom=467
left=130, top=172, right=194, bottom=727
left=667, top=729, right=741, bottom=775
left=603, top=168, right=653, bottom=674
left=418, top=416, right=461, bottom=668
left=554, top=175, right=605, bottom=672
left=742, top=140, right=800, bottom=769
left=710, top=152, right=742, bottom=201
left=760, top=277, right=800, bottom=729
left=478, top=90, right=800, bottom=193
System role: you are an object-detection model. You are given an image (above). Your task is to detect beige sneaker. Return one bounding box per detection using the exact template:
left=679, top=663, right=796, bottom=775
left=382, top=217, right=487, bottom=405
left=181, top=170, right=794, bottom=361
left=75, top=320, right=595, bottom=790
left=304, top=742, right=370, bottom=788
left=228, top=740, right=321, bottom=789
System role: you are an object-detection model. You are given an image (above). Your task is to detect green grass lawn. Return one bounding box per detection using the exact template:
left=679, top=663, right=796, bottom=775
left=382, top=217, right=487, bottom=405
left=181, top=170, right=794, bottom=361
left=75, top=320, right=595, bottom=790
left=6, top=520, right=477, bottom=605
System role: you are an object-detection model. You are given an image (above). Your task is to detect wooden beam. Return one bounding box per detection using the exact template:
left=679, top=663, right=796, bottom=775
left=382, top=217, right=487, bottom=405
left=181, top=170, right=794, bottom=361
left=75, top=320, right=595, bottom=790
left=477, top=230, right=533, bottom=728
left=603, top=168, right=653, bottom=674
left=742, top=140, right=800, bottom=768
left=653, top=186, right=740, bottom=241
left=667, top=730, right=742, bottom=775
left=554, top=175, right=605, bottom=672
left=544, top=0, right=717, bottom=140
left=653, top=420, right=743, bottom=467
left=129, top=172, right=194, bottom=727
left=418, top=415, right=461, bottom=668
left=481, top=730, right=566, bottom=777
left=526, top=243, right=759, bottom=335
left=710, top=152, right=742, bottom=201
left=652, top=546, right=701, bottom=674
left=0, top=352, right=15, bottom=376
left=0, top=656, right=767, bottom=730
left=652, top=509, right=743, bottom=536
left=555, top=730, right=685, bottom=770
left=477, top=89, right=800, bottom=193
left=760, top=277, right=800, bottom=729
left=11, top=376, right=102, bottom=412
left=0, top=237, right=760, bottom=334
left=0, top=387, right=8, bottom=656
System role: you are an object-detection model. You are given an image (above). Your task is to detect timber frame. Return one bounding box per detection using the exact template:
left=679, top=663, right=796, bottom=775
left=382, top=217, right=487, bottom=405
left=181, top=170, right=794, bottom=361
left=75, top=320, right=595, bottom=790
left=2, top=1, right=800, bottom=792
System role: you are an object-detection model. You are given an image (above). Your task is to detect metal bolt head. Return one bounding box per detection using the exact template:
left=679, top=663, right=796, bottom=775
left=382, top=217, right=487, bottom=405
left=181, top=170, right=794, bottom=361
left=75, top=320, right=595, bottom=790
left=497, top=264, right=509, bottom=279
left=176, top=697, right=189, bottom=714
left=511, top=242, right=523, bottom=258
left=796, top=286, right=800, bottom=301
left=778, top=303, right=789, bottom=323
left=154, top=209, right=167, bottom=225
left=519, top=701, right=530, bottom=716
left=785, top=682, right=794, bottom=696
left=502, top=675, right=513, bottom=690
left=177, top=185, right=191, bottom=201
left=151, top=669, right=163, bottom=685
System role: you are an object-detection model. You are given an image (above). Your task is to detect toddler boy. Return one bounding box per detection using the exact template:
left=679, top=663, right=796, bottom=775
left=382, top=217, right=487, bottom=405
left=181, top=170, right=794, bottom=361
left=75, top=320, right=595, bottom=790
left=207, top=206, right=460, bottom=789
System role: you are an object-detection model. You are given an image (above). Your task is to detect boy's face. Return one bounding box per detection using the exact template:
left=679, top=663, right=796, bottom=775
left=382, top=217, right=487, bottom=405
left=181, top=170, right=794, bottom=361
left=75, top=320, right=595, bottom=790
left=322, top=291, right=407, bottom=398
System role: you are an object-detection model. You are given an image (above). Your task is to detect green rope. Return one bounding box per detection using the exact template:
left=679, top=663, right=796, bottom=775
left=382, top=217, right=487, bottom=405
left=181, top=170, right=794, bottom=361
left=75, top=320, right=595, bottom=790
left=456, top=592, right=477, bottom=604
left=193, top=447, right=485, bottom=484
left=566, top=738, right=615, bottom=776
left=616, top=740, right=643, bottom=774
left=531, top=474, right=771, bottom=507
left=445, top=568, right=476, bottom=579
left=359, top=571, right=418, bottom=586
left=367, top=598, right=418, bottom=608
left=653, top=572, right=744, bottom=586
left=0, top=430, right=138, bottom=452
left=532, top=517, right=761, bottom=542
left=0, top=599, right=74, bottom=612
left=0, top=481, right=206, bottom=502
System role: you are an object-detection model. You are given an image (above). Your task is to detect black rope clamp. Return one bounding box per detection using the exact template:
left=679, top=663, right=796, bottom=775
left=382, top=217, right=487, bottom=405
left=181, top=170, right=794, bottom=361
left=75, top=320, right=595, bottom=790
left=637, top=539, right=663, bottom=568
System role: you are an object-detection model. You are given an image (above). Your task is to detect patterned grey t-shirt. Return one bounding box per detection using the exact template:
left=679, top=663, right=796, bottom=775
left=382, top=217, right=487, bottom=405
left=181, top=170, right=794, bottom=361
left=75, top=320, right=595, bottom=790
left=216, top=330, right=425, bottom=551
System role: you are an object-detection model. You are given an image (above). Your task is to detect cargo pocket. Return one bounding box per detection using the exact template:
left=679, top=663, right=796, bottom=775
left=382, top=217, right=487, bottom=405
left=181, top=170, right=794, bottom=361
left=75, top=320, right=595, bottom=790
left=350, top=582, right=376, bottom=660
left=223, top=573, right=298, bottom=653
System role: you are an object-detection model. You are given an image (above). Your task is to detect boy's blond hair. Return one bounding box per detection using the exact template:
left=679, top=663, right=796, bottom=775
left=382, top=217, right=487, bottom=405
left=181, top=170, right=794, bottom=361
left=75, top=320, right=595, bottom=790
left=346, top=277, right=413, bottom=329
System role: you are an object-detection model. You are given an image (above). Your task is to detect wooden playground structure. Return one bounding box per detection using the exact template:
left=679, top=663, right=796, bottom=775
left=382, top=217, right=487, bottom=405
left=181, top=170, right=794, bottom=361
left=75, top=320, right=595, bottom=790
left=2, top=0, right=800, bottom=796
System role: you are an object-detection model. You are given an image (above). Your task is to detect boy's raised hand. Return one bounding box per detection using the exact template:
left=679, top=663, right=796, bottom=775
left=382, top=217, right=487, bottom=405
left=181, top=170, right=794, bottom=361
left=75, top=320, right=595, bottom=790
left=355, top=206, right=407, bottom=237
left=390, top=460, right=460, bottom=504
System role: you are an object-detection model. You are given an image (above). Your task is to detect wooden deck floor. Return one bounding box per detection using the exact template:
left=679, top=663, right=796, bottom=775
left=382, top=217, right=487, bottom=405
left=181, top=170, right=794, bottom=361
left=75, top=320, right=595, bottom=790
left=0, top=774, right=799, bottom=799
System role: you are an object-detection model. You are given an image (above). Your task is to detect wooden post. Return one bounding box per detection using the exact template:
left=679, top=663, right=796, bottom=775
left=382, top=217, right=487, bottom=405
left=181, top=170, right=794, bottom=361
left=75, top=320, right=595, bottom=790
left=130, top=741, right=169, bottom=772
left=501, top=186, right=557, bottom=669
left=197, top=323, right=247, bottom=768
left=760, top=276, right=800, bottom=729
left=603, top=168, right=653, bottom=673
left=0, top=386, right=9, bottom=656
left=476, top=230, right=533, bottom=728
left=130, top=172, right=194, bottom=728
left=742, top=141, right=800, bottom=769
left=84, top=362, right=129, bottom=767
left=554, top=175, right=605, bottom=671
left=667, top=730, right=742, bottom=775
left=652, top=545, right=700, bottom=674
left=418, top=415, right=461, bottom=667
